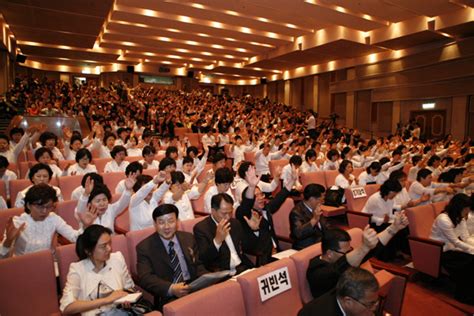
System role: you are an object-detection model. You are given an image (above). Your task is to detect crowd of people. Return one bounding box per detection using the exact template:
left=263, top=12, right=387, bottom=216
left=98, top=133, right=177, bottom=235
left=0, top=77, right=473, bottom=314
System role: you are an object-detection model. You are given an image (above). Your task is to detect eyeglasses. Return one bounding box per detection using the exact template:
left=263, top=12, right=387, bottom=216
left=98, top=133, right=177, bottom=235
left=349, top=296, right=380, bottom=310
left=331, top=246, right=353, bottom=255
left=30, top=203, right=55, bottom=211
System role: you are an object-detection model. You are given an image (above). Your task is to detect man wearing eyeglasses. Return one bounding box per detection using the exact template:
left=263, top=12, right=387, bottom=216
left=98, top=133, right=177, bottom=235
left=299, top=267, right=380, bottom=316
left=306, top=212, right=408, bottom=299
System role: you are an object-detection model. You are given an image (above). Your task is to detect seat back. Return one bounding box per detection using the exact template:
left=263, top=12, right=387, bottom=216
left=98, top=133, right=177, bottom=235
left=9, top=179, right=31, bottom=206
left=269, top=159, right=289, bottom=179
left=179, top=217, right=206, bottom=234
left=431, top=201, right=447, bottom=215
left=115, top=209, right=130, bottom=234
left=190, top=183, right=212, bottom=216
left=289, top=243, right=322, bottom=303
left=125, top=227, right=155, bottom=277
left=352, top=168, right=364, bottom=178
left=93, top=157, right=112, bottom=173
left=324, top=170, right=340, bottom=188
left=18, top=161, right=32, bottom=179
left=237, top=258, right=302, bottom=316
left=300, top=171, right=327, bottom=189
left=184, top=133, right=201, bottom=148
left=142, top=168, right=158, bottom=177
left=125, top=156, right=141, bottom=163
left=405, top=205, right=436, bottom=238
left=344, top=184, right=381, bottom=213
left=0, top=207, right=24, bottom=241
left=244, top=151, right=256, bottom=164
left=58, top=160, right=75, bottom=170
left=174, top=127, right=190, bottom=140
left=103, top=172, right=126, bottom=192
left=163, top=280, right=246, bottom=316
left=272, top=198, right=294, bottom=240
left=0, top=181, right=6, bottom=206
left=196, top=164, right=213, bottom=183
left=0, top=250, right=59, bottom=315
left=58, top=174, right=83, bottom=200
left=56, top=234, right=130, bottom=290
left=56, top=199, right=79, bottom=229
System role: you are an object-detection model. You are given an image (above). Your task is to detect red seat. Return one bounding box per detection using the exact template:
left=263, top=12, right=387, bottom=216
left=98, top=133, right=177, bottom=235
left=272, top=198, right=294, bottom=250
left=0, top=181, right=6, bottom=206
left=0, top=250, right=60, bottom=315
left=237, top=258, right=303, bottom=316
left=56, top=234, right=131, bottom=290
left=18, top=161, right=32, bottom=179
left=405, top=204, right=444, bottom=277
left=179, top=217, right=206, bottom=234
left=163, top=280, right=246, bottom=316
left=103, top=172, right=126, bottom=192
left=58, top=174, right=83, bottom=201
left=7, top=162, right=18, bottom=176
left=184, top=133, right=201, bottom=148
left=174, top=127, right=191, bottom=140
left=323, top=170, right=339, bottom=188
left=344, top=184, right=381, bottom=229
left=143, top=168, right=159, bottom=177
left=115, top=209, right=130, bottom=234
left=269, top=159, right=289, bottom=179
left=196, top=163, right=212, bottom=183
left=58, top=159, right=75, bottom=170
left=432, top=201, right=447, bottom=215
left=125, top=156, right=141, bottom=163
left=9, top=179, right=31, bottom=206
left=0, top=207, right=24, bottom=241
left=93, top=157, right=112, bottom=173
left=289, top=243, right=322, bottom=304
left=191, top=183, right=212, bottom=216
left=125, top=227, right=155, bottom=277
left=56, top=200, right=79, bottom=230
left=300, top=171, right=327, bottom=189
left=352, top=167, right=364, bottom=178
left=244, top=151, right=256, bottom=164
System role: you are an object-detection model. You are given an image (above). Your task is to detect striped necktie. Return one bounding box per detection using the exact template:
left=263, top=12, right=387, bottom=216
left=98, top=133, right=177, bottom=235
left=168, top=241, right=184, bottom=283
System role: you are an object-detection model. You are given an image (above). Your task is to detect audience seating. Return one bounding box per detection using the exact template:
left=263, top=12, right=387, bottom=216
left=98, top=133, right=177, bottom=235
left=290, top=242, right=322, bottom=304
left=196, top=163, right=212, bottom=183
left=164, top=280, right=246, bottom=316
left=0, top=181, right=6, bottom=205
left=154, top=153, right=165, bottom=161
left=103, top=172, right=126, bottom=192
left=9, top=179, right=32, bottom=206
left=18, top=161, right=32, bottom=179
left=323, top=170, right=339, bottom=188
left=179, top=217, right=206, bottom=234
left=0, top=250, right=60, bottom=316
left=269, top=159, right=289, bottom=179
left=352, top=167, right=364, bottom=178
left=272, top=198, right=295, bottom=250
left=125, top=156, right=142, bottom=163
left=344, top=184, right=380, bottom=229
left=237, top=258, right=303, bottom=316
left=405, top=204, right=444, bottom=278
left=431, top=201, right=447, bottom=215
left=0, top=207, right=24, bottom=240
left=115, top=209, right=130, bottom=234
left=143, top=168, right=159, bottom=177
left=174, top=127, right=191, bottom=140
left=58, top=160, right=75, bottom=171
left=125, top=227, right=155, bottom=277
left=300, top=171, right=326, bottom=188
left=190, top=183, right=212, bottom=216
left=244, top=151, right=256, bottom=164
left=93, top=157, right=112, bottom=173
left=184, top=133, right=201, bottom=148
left=7, top=161, right=18, bottom=176
left=56, top=199, right=79, bottom=229
left=58, top=174, right=83, bottom=200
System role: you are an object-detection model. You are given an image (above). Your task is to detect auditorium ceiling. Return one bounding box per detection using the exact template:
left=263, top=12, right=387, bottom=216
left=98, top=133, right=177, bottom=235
left=1, top=0, right=474, bottom=84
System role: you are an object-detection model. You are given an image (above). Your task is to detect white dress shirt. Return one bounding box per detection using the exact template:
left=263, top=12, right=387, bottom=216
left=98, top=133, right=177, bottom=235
left=335, top=174, right=357, bottom=189
left=71, top=186, right=85, bottom=201
left=0, top=212, right=80, bottom=258
left=60, top=252, right=134, bottom=316
left=104, top=160, right=129, bottom=173
left=393, top=188, right=410, bottom=211
left=0, top=132, right=30, bottom=163
left=211, top=216, right=241, bottom=273
left=281, top=164, right=301, bottom=190
left=1, top=169, right=18, bottom=198
left=128, top=181, right=169, bottom=231
left=233, top=177, right=279, bottom=204
left=300, top=160, right=319, bottom=173
left=430, top=213, right=474, bottom=254
left=139, top=159, right=160, bottom=170
left=232, top=145, right=255, bottom=170
left=0, top=196, right=6, bottom=209
left=15, top=185, right=63, bottom=208
left=90, top=139, right=112, bottom=159
left=163, top=186, right=200, bottom=220
left=203, top=185, right=237, bottom=214
left=358, top=171, right=386, bottom=186
left=322, top=160, right=340, bottom=171
left=75, top=190, right=132, bottom=233
left=362, top=192, right=395, bottom=226
left=408, top=181, right=448, bottom=205
left=254, top=150, right=281, bottom=176
left=67, top=163, right=98, bottom=176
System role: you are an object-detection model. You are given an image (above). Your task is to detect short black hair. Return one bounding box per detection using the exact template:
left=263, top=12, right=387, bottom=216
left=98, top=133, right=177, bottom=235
left=28, top=163, right=53, bottom=182
left=88, top=183, right=112, bottom=203
left=327, top=149, right=339, bottom=160
left=159, top=157, right=176, bottom=171
left=133, top=174, right=153, bottom=192
left=0, top=156, right=9, bottom=168
left=166, top=146, right=178, bottom=157
left=142, top=145, right=156, bottom=157
left=211, top=193, right=234, bottom=211
left=24, top=183, right=58, bottom=214
left=110, top=145, right=127, bottom=159
left=338, top=160, right=352, bottom=174
left=187, top=146, right=199, bottom=156
left=125, top=161, right=143, bottom=176
left=388, top=170, right=406, bottom=182
left=366, top=161, right=381, bottom=173
left=238, top=161, right=253, bottom=179
left=34, top=147, right=53, bottom=161
left=416, top=168, right=432, bottom=181
left=444, top=193, right=472, bottom=226
left=170, top=171, right=185, bottom=184
left=103, top=131, right=116, bottom=144
left=215, top=167, right=234, bottom=184
left=76, top=225, right=112, bottom=260
left=75, top=148, right=92, bottom=163
left=183, top=156, right=194, bottom=165
left=380, top=179, right=402, bottom=198
left=412, top=155, right=422, bottom=165
left=321, top=228, right=351, bottom=254
left=303, top=183, right=325, bottom=200
left=305, top=149, right=316, bottom=161
left=152, top=204, right=179, bottom=221
left=81, top=173, right=104, bottom=188
left=9, top=127, right=24, bottom=138
left=289, top=155, right=303, bottom=166
left=336, top=267, right=379, bottom=300
left=212, top=152, right=227, bottom=164
left=39, top=132, right=58, bottom=147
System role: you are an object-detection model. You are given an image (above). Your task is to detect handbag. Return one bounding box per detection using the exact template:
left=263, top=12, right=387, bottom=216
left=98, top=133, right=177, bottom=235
left=118, top=295, right=154, bottom=315
left=324, top=187, right=345, bottom=207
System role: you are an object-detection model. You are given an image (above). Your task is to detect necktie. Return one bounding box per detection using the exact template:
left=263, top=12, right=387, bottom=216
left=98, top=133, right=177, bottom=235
left=168, top=241, right=184, bottom=283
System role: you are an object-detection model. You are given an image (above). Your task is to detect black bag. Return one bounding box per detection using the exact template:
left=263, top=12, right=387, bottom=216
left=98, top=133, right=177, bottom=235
left=118, top=296, right=155, bottom=315
left=324, top=187, right=345, bottom=207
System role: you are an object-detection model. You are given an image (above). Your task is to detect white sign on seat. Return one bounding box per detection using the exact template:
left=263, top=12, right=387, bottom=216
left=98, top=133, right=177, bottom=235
left=257, top=266, right=292, bottom=302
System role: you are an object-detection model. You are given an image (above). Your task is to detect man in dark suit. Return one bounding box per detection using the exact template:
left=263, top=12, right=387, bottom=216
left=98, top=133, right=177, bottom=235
left=299, top=267, right=380, bottom=316
left=235, top=164, right=292, bottom=265
left=193, top=193, right=258, bottom=274
left=136, top=204, right=206, bottom=310
left=289, top=183, right=328, bottom=250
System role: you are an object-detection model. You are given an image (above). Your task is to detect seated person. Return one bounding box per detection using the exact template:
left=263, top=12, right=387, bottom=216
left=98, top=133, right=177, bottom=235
left=430, top=193, right=474, bottom=304
left=307, top=214, right=408, bottom=299
left=66, top=148, right=98, bottom=176
left=139, top=145, right=160, bottom=170
left=334, top=160, right=358, bottom=189
left=104, top=145, right=129, bottom=173
left=358, top=161, right=385, bottom=185
left=389, top=170, right=430, bottom=210
left=72, top=173, right=104, bottom=201
left=290, top=184, right=327, bottom=250
left=36, top=131, right=65, bottom=161
left=60, top=225, right=134, bottom=315
left=15, top=163, right=64, bottom=207
left=0, top=156, right=18, bottom=201
left=236, top=165, right=293, bottom=265
left=408, top=168, right=454, bottom=205
left=193, top=193, right=256, bottom=274
left=281, top=155, right=303, bottom=192
left=137, top=204, right=207, bottom=310
left=300, top=149, right=320, bottom=173
left=163, top=171, right=211, bottom=220
left=1, top=184, right=94, bottom=258
left=33, top=147, right=63, bottom=178
left=299, top=267, right=380, bottom=316
left=204, top=167, right=237, bottom=213
left=0, top=127, right=35, bottom=164
left=233, top=161, right=279, bottom=205
left=115, top=161, right=143, bottom=194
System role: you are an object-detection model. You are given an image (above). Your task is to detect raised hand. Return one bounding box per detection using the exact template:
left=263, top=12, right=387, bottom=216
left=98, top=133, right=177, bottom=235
left=362, top=225, right=378, bottom=250
left=215, top=219, right=231, bottom=245
left=84, top=177, right=95, bottom=196
left=78, top=204, right=98, bottom=227
left=154, top=171, right=167, bottom=184
left=3, top=217, right=26, bottom=248
left=244, top=210, right=262, bottom=231
left=392, top=212, right=409, bottom=231
left=245, top=165, right=260, bottom=187
left=124, top=172, right=138, bottom=191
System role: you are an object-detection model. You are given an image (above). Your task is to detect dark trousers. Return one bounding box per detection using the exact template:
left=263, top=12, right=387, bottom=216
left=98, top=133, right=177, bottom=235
left=370, top=223, right=409, bottom=261
left=441, top=251, right=474, bottom=302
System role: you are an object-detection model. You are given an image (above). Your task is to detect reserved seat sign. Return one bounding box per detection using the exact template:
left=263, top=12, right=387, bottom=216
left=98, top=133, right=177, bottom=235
left=257, top=267, right=292, bottom=302
left=351, top=187, right=367, bottom=199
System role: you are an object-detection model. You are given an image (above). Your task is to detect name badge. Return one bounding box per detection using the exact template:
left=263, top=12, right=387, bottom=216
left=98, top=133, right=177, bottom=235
left=257, top=267, right=292, bottom=302
left=351, top=187, right=367, bottom=199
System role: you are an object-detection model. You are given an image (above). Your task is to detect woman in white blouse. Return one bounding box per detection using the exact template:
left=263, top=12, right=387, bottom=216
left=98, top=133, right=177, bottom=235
left=300, top=149, right=319, bottom=173
left=67, top=148, right=98, bottom=176
left=334, top=160, right=358, bottom=189
left=358, top=161, right=385, bottom=186
left=34, top=147, right=63, bottom=178
left=60, top=224, right=134, bottom=315
left=15, top=163, right=64, bottom=208
left=90, top=131, right=117, bottom=159
left=125, top=136, right=142, bottom=157
left=104, top=145, right=129, bottom=173
left=322, top=149, right=340, bottom=171
left=430, top=193, right=474, bottom=304
left=1, top=184, right=94, bottom=258
left=389, top=170, right=430, bottom=211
